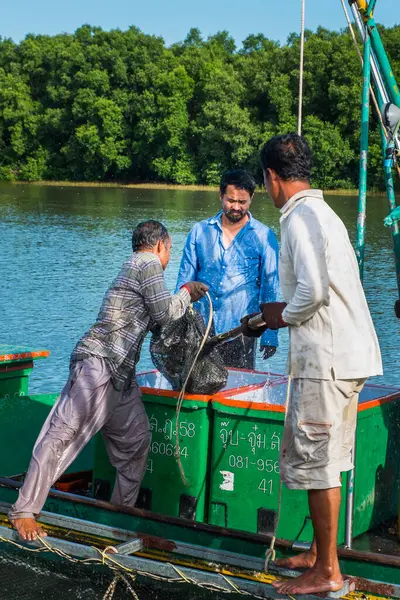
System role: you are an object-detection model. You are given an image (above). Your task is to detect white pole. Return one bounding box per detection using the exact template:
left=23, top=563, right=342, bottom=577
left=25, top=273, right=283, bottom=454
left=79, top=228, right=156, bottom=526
left=298, top=0, right=306, bottom=135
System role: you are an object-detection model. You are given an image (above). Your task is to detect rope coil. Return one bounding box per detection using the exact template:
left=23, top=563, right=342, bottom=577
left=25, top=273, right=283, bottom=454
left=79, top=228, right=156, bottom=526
left=0, top=532, right=271, bottom=600
left=174, top=292, right=213, bottom=485
left=263, top=376, right=291, bottom=574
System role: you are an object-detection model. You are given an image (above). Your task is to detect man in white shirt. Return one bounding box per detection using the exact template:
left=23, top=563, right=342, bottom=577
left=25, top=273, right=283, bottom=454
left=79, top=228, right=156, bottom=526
left=257, top=133, right=382, bottom=595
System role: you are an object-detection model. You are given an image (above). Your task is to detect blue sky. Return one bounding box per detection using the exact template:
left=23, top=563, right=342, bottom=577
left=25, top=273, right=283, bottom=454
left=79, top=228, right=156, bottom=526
left=2, top=0, right=399, bottom=47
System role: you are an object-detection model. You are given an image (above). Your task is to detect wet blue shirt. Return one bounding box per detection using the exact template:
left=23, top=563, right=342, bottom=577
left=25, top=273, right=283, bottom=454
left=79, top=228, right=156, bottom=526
left=176, top=211, right=279, bottom=347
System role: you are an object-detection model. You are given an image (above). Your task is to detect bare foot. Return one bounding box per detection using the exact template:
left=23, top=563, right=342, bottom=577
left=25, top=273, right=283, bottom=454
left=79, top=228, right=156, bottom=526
left=272, top=565, right=343, bottom=595
left=10, top=518, right=47, bottom=542
left=275, top=548, right=317, bottom=570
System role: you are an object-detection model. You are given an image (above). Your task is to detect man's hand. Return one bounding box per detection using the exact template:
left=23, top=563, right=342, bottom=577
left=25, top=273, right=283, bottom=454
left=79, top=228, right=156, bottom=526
left=240, top=313, right=268, bottom=338
left=260, top=345, right=277, bottom=359
left=181, top=281, right=209, bottom=303
left=260, top=302, right=288, bottom=330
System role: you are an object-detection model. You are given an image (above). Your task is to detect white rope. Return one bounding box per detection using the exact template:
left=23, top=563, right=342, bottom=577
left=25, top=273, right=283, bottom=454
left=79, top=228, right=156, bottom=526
left=339, top=2, right=400, bottom=178
left=340, top=0, right=363, bottom=62
left=174, top=292, right=213, bottom=485
left=0, top=534, right=265, bottom=599
left=298, top=0, right=306, bottom=135
left=339, top=0, right=381, bottom=121
left=264, top=375, right=292, bottom=572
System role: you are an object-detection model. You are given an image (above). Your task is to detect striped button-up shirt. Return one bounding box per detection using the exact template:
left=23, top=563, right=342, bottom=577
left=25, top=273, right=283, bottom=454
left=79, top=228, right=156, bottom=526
left=72, top=252, right=190, bottom=390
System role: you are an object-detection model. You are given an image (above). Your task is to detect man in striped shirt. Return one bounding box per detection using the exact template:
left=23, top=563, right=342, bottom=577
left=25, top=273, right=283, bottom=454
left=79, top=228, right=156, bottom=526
left=9, top=220, right=208, bottom=541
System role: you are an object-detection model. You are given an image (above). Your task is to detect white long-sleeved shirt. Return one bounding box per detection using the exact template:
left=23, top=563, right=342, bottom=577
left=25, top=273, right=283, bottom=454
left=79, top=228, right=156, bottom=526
left=280, top=189, right=382, bottom=380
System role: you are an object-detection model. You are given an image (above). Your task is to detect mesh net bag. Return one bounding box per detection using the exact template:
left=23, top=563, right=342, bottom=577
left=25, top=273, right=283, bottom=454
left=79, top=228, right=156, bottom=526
left=150, top=307, right=228, bottom=395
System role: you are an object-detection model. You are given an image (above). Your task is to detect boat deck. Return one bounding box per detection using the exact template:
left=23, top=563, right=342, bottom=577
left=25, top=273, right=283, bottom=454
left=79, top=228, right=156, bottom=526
left=1, top=475, right=400, bottom=600
left=352, top=518, right=399, bottom=557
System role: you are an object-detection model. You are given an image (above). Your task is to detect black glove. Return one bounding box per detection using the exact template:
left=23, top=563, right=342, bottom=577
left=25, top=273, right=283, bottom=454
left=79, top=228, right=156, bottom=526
left=260, top=302, right=288, bottom=330
left=260, top=345, right=277, bottom=359
left=241, top=312, right=268, bottom=338
left=395, top=299, right=400, bottom=319
left=181, top=281, right=209, bottom=303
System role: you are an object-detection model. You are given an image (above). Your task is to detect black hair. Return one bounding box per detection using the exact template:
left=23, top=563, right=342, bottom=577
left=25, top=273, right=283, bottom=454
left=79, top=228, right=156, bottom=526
left=260, top=133, right=312, bottom=181
left=219, top=169, right=256, bottom=197
left=132, top=220, right=170, bottom=252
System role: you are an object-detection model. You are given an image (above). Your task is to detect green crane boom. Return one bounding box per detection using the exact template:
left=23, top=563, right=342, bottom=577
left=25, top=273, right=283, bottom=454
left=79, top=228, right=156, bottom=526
left=350, top=0, right=400, bottom=311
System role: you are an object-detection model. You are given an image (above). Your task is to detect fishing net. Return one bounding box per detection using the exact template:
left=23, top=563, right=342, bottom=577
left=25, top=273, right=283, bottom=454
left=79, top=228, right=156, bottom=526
left=150, top=307, right=228, bottom=395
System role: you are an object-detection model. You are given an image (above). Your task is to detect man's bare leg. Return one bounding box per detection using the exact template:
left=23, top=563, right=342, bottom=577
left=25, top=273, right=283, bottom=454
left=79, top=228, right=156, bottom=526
left=275, top=474, right=344, bottom=570
left=275, top=538, right=317, bottom=569
left=10, top=518, right=47, bottom=542
left=273, top=487, right=343, bottom=595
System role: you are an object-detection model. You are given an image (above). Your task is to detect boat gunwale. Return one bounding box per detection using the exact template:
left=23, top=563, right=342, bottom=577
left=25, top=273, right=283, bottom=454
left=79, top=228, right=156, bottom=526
left=1, top=476, right=400, bottom=569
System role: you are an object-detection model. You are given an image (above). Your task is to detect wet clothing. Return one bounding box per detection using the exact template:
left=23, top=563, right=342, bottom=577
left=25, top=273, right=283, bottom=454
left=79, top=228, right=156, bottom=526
left=9, top=358, right=151, bottom=519
left=73, top=252, right=190, bottom=391
left=279, top=189, right=382, bottom=380
left=281, top=377, right=366, bottom=490
left=278, top=189, right=382, bottom=490
left=10, top=253, right=190, bottom=520
left=176, top=211, right=280, bottom=351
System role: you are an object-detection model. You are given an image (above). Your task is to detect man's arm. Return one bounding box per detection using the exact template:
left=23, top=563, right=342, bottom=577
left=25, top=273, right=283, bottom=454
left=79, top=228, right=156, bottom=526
left=259, top=229, right=279, bottom=350
left=141, top=259, right=191, bottom=326
left=281, top=211, right=329, bottom=326
left=175, top=227, right=198, bottom=292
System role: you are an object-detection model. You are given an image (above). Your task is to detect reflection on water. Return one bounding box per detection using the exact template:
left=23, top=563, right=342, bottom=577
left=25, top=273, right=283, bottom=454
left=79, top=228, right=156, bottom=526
left=1, top=182, right=399, bottom=392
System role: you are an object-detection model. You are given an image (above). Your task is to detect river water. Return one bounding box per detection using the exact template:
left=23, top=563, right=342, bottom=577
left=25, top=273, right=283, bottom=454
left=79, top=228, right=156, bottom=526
left=1, top=183, right=399, bottom=389
left=1, top=182, right=399, bottom=598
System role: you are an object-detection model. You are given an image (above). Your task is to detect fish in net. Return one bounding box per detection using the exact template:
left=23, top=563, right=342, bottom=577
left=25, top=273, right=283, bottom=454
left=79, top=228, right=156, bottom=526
left=150, top=307, right=228, bottom=395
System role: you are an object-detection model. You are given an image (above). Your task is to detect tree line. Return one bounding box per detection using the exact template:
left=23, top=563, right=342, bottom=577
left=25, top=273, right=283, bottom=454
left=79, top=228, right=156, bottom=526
left=0, top=24, right=399, bottom=189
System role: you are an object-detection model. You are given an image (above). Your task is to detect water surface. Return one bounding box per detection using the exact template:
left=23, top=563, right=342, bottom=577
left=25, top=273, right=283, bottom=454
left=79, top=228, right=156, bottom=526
left=1, top=183, right=398, bottom=391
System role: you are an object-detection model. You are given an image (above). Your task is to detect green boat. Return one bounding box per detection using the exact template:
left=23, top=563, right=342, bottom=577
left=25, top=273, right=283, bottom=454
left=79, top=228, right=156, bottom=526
left=1, top=349, right=400, bottom=599
left=1, top=1, right=400, bottom=598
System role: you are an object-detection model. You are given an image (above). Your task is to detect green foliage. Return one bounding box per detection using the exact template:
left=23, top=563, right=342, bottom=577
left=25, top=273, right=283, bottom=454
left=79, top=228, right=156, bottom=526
left=0, top=24, right=398, bottom=188
left=304, top=115, right=355, bottom=189
left=0, top=166, right=14, bottom=180
left=19, top=148, right=49, bottom=181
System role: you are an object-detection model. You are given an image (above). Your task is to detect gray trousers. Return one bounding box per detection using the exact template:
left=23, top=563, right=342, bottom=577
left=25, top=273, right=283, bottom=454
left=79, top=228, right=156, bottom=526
left=9, top=357, right=151, bottom=520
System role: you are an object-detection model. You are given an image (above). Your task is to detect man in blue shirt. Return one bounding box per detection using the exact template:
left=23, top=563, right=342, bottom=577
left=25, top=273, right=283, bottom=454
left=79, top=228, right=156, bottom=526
left=176, top=169, right=279, bottom=369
